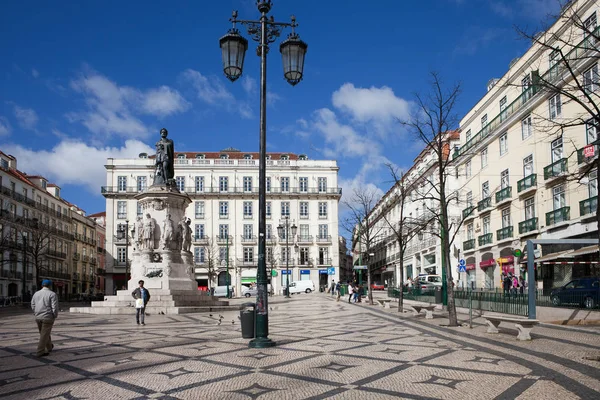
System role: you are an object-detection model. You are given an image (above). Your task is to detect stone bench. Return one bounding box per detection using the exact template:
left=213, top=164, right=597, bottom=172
left=377, top=299, right=392, bottom=309
left=484, top=315, right=540, bottom=341
left=408, top=305, right=436, bottom=319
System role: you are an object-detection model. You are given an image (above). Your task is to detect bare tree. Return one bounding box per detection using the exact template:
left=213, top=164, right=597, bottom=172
left=25, top=219, right=54, bottom=289
left=400, top=72, right=462, bottom=327
left=382, top=164, right=429, bottom=312
left=514, top=0, right=600, bottom=245
left=202, top=238, right=221, bottom=290
left=343, top=187, right=385, bottom=305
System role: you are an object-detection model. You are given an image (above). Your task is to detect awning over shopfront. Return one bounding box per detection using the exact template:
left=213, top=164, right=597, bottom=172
left=534, top=250, right=574, bottom=263
left=466, top=264, right=476, bottom=271
left=497, top=256, right=515, bottom=274
left=480, top=259, right=495, bottom=269
left=241, top=269, right=257, bottom=284
left=564, top=245, right=599, bottom=258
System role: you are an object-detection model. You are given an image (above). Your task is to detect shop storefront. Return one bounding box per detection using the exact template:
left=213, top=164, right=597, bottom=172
left=466, top=263, right=476, bottom=289
left=480, top=255, right=496, bottom=290
left=300, top=269, right=311, bottom=281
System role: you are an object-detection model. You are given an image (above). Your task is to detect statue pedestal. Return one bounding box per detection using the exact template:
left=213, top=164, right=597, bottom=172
left=70, top=186, right=233, bottom=315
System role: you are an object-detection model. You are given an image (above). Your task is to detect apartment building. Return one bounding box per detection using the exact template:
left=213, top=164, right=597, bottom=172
left=71, top=208, right=101, bottom=295
left=453, top=0, right=599, bottom=290
left=89, top=212, right=107, bottom=295
left=102, top=148, right=341, bottom=296
left=356, top=131, right=461, bottom=287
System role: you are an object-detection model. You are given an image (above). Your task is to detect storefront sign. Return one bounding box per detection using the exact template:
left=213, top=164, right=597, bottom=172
left=480, top=259, right=496, bottom=268
left=353, top=265, right=368, bottom=270
left=281, top=270, right=292, bottom=275
left=318, top=269, right=328, bottom=274
left=300, top=270, right=310, bottom=274
left=466, top=263, right=476, bottom=271
left=497, top=256, right=514, bottom=264
left=502, top=265, right=515, bottom=274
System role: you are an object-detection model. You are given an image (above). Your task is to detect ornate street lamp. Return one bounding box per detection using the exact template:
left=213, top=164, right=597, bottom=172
left=220, top=0, right=307, bottom=349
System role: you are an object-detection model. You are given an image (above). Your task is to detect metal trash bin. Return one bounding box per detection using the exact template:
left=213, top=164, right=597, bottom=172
left=240, top=302, right=255, bottom=339
left=434, top=287, right=442, bottom=304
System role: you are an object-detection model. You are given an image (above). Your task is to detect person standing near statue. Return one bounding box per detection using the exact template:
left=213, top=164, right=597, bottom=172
left=132, top=280, right=151, bottom=325
left=31, top=279, right=59, bottom=357
left=154, top=128, right=175, bottom=186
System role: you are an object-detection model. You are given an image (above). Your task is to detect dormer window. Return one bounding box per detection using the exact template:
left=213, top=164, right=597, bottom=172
left=220, top=154, right=229, bottom=159
left=298, top=154, right=307, bottom=160
left=138, top=153, right=148, bottom=159
left=266, top=155, right=272, bottom=160
left=195, top=154, right=205, bottom=159
left=177, top=154, right=186, bottom=159
left=280, top=154, right=289, bottom=160
left=41, top=180, right=47, bottom=189
left=243, top=154, right=252, bottom=160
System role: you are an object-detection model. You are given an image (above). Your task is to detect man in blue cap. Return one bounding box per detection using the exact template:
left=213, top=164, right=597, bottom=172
left=31, top=279, right=59, bottom=357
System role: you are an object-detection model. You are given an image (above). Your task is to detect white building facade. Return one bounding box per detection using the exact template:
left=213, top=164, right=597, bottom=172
left=103, top=149, right=341, bottom=296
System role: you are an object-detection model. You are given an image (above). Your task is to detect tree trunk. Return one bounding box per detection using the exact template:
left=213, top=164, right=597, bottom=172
left=367, top=270, right=373, bottom=305
left=397, top=257, right=404, bottom=312
left=443, top=239, right=458, bottom=326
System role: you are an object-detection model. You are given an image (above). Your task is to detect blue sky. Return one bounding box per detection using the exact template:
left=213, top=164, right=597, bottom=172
left=0, top=0, right=561, bottom=215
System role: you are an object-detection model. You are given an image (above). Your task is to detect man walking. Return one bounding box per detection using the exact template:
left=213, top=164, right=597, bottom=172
left=330, top=280, right=336, bottom=297
left=132, top=280, right=151, bottom=325
left=31, top=279, right=59, bottom=357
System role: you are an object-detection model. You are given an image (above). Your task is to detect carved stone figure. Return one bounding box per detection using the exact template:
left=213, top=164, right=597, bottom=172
left=153, top=128, right=175, bottom=186
left=162, top=214, right=175, bottom=250
left=143, top=213, right=155, bottom=250
left=180, top=218, right=192, bottom=252
left=135, top=216, right=144, bottom=248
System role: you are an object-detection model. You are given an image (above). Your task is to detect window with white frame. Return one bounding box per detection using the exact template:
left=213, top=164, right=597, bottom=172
left=219, top=176, right=228, bottom=192
left=219, top=201, right=229, bottom=218
left=219, top=224, right=229, bottom=239
left=465, top=129, right=472, bottom=142
left=195, top=176, right=204, bottom=192
left=176, top=176, right=185, bottom=192
left=499, top=96, right=507, bottom=114
left=194, top=247, right=205, bottom=263
left=299, top=177, right=308, bottom=192
left=318, top=247, right=329, bottom=264
left=117, top=201, right=127, bottom=219
left=318, top=202, right=327, bottom=218
left=481, top=114, right=488, bottom=129
left=243, top=176, right=252, bottom=192
left=266, top=224, right=273, bottom=239
left=299, top=201, right=309, bottom=218
left=136, top=202, right=143, bottom=217
left=281, top=247, right=290, bottom=263
left=195, top=224, right=205, bottom=239
left=300, top=247, right=310, bottom=264
left=483, top=216, right=490, bottom=234
left=587, top=119, right=599, bottom=144
left=466, top=191, right=473, bottom=207
left=481, top=147, right=488, bottom=168
left=482, top=181, right=490, bottom=198
left=299, top=224, right=309, bottom=239
left=219, top=247, right=227, bottom=262
left=266, top=247, right=273, bottom=263
left=266, top=201, right=271, bottom=218
left=549, top=49, right=560, bottom=78
left=266, top=177, right=271, bottom=192
left=117, top=176, right=127, bottom=192
left=465, top=160, right=471, bottom=178
left=243, top=201, right=253, bottom=218
left=553, top=185, right=566, bottom=211
left=137, top=176, right=147, bottom=192
left=195, top=201, right=205, bottom=219
left=588, top=169, right=598, bottom=198
left=522, top=75, right=532, bottom=92
left=244, top=247, right=254, bottom=263
left=318, top=177, right=327, bottom=192
left=318, top=224, right=328, bottom=239
left=524, top=197, right=535, bottom=220
left=523, top=154, right=534, bottom=177
left=549, top=93, right=562, bottom=119
left=117, top=247, right=126, bottom=263
left=501, top=208, right=511, bottom=228
left=281, top=202, right=290, bottom=217
left=583, top=64, right=599, bottom=93
left=281, top=177, right=289, bottom=192
left=243, top=224, right=253, bottom=239
left=521, top=115, right=532, bottom=140
left=499, top=133, right=508, bottom=155
left=584, top=12, right=597, bottom=39
left=501, top=169, right=509, bottom=188
left=551, top=136, right=563, bottom=162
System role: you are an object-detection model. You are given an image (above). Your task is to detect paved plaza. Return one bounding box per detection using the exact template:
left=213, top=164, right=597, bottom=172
left=0, top=294, right=599, bottom=399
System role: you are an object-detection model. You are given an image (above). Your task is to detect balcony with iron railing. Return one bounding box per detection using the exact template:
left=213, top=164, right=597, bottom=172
left=194, top=235, right=209, bottom=244
left=237, top=258, right=256, bottom=266
left=82, top=255, right=90, bottom=263
left=543, top=158, right=568, bottom=181
left=297, top=257, right=313, bottom=266
left=462, top=206, right=476, bottom=221
left=495, top=186, right=512, bottom=205
left=579, top=196, right=597, bottom=217
left=316, top=258, right=333, bottom=265
left=266, top=236, right=277, bottom=245
left=478, top=233, right=493, bottom=247
left=297, top=235, right=313, bottom=244
left=518, top=217, right=538, bottom=234
left=216, top=235, right=233, bottom=244
left=90, top=257, right=97, bottom=265
left=73, top=252, right=80, bottom=261
left=477, top=197, right=492, bottom=212
left=45, top=249, right=67, bottom=259
left=496, top=226, right=513, bottom=241
left=517, top=174, right=537, bottom=194
left=546, top=206, right=570, bottom=226
left=316, top=235, right=332, bottom=243
left=463, top=239, right=475, bottom=251
left=241, top=235, right=258, bottom=244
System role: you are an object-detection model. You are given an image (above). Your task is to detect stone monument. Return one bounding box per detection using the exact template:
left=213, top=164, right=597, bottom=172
left=71, top=128, right=231, bottom=315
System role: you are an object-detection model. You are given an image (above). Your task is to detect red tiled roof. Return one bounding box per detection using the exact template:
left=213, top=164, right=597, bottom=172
left=149, top=151, right=300, bottom=160
left=88, top=211, right=106, bottom=218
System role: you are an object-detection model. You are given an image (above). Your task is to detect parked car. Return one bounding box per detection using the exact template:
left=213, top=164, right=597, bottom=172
left=550, top=277, right=599, bottom=309
left=213, top=286, right=234, bottom=297
left=371, top=282, right=385, bottom=290
left=241, top=284, right=273, bottom=298
left=416, top=274, right=443, bottom=291
left=287, top=281, right=315, bottom=294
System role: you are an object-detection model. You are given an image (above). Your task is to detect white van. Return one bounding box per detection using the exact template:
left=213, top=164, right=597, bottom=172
left=213, top=286, right=234, bottom=297
left=288, top=280, right=315, bottom=294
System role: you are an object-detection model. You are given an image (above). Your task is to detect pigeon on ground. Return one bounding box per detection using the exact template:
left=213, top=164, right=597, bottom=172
left=209, top=314, right=213, bottom=317
left=232, top=320, right=235, bottom=324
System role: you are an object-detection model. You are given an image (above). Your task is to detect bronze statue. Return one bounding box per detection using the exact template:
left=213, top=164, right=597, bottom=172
left=153, top=128, right=175, bottom=186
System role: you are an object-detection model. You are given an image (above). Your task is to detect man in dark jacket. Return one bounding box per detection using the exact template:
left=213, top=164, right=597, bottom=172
left=131, top=280, right=151, bottom=325
left=31, top=279, right=59, bottom=357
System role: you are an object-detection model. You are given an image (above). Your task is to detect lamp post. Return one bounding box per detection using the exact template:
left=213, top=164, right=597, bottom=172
left=277, top=218, right=297, bottom=298
left=21, top=233, right=27, bottom=301
left=226, top=234, right=230, bottom=299
left=220, top=0, right=307, bottom=349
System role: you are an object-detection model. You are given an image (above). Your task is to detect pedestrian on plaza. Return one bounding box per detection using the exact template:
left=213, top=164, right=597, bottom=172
left=353, top=285, right=360, bottom=303
left=31, top=279, right=59, bottom=357
left=335, top=282, right=341, bottom=302
left=503, top=274, right=511, bottom=296
left=132, top=280, right=151, bottom=325
left=348, top=283, right=354, bottom=303
left=330, top=280, right=336, bottom=297
left=519, top=276, right=526, bottom=294
left=512, top=275, right=519, bottom=295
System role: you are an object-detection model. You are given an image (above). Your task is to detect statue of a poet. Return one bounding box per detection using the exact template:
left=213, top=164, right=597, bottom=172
left=153, top=128, right=175, bottom=186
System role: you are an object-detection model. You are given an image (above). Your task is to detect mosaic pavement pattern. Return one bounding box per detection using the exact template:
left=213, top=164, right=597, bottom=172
left=0, top=294, right=599, bottom=399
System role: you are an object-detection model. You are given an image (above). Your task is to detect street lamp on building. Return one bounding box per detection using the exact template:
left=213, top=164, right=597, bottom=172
left=220, top=0, right=307, bottom=349
left=277, top=218, right=297, bottom=298
left=21, top=233, right=28, bottom=301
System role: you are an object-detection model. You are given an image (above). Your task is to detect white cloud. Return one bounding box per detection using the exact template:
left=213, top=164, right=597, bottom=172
left=3, top=139, right=154, bottom=194
left=0, top=116, right=11, bottom=136
left=31, top=68, right=39, bottom=78
left=241, top=76, right=257, bottom=95
left=331, top=83, right=411, bottom=136
left=13, top=106, right=39, bottom=130
left=69, top=70, right=188, bottom=138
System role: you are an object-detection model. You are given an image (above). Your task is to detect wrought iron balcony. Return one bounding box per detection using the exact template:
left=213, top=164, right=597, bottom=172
left=495, top=186, right=512, bottom=204
left=478, top=233, right=493, bottom=247
left=316, top=235, right=332, bottom=243
left=579, top=196, right=597, bottom=217
left=477, top=197, right=492, bottom=212
left=194, top=235, right=209, bottom=244
left=297, top=258, right=313, bottom=266
left=241, top=235, right=258, bottom=244
left=517, top=174, right=537, bottom=193
left=216, top=235, right=233, bottom=244
left=546, top=206, right=570, bottom=226
left=316, top=258, right=332, bottom=265
left=296, top=235, right=313, bottom=244
left=543, top=158, right=567, bottom=180
left=463, top=239, right=475, bottom=251
left=462, top=206, right=475, bottom=220
left=496, top=226, right=513, bottom=241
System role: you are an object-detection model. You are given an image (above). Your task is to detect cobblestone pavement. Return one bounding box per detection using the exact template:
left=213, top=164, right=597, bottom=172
left=1, top=294, right=599, bottom=399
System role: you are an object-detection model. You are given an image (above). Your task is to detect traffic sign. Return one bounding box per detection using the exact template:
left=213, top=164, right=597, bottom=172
left=327, top=267, right=335, bottom=275
left=458, top=264, right=466, bottom=273
left=459, top=259, right=466, bottom=267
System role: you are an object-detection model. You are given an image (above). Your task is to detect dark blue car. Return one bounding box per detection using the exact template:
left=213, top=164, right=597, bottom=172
left=550, top=277, right=599, bottom=309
